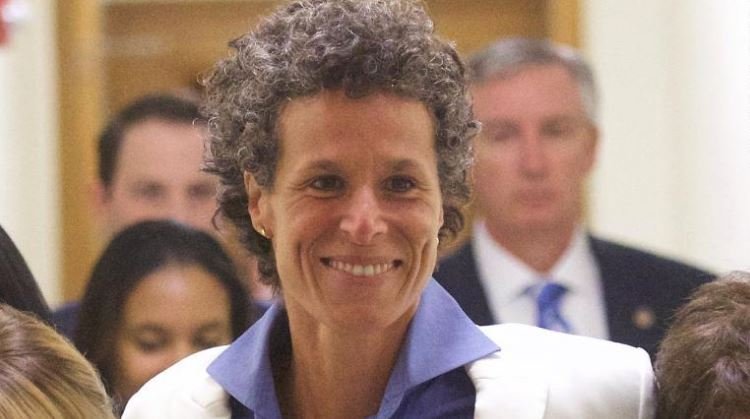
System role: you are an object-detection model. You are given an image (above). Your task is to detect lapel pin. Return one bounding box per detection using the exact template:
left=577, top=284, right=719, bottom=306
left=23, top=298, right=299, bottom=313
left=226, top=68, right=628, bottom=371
left=632, top=306, right=656, bottom=330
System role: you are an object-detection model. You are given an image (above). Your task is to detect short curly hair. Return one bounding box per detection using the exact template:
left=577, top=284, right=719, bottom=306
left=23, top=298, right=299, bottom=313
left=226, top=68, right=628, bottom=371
left=203, top=0, right=478, bottom=287
left=655, top=271, right=750, bottom=419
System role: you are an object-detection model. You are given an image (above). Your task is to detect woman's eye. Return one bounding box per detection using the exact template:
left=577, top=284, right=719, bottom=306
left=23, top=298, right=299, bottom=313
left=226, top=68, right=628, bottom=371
left=386, top=176, right=416, bottom=193
left=310, top=175, right=344, bottom=191
left=135, top=338, right=165, bottom=353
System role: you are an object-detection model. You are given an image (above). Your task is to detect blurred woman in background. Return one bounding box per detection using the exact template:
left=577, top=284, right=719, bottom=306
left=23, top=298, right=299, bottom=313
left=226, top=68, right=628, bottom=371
left=0, top=303, right=115, bottom=418
left=0, top=224, right=51, bottom=322
left=74, top=220, right=254, bottom=412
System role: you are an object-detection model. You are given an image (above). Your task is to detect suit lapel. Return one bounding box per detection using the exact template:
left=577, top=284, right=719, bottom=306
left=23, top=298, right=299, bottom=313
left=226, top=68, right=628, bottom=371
left=589, top=236, right=638, bottom=346
left=436, top=243, right=497, bottom=325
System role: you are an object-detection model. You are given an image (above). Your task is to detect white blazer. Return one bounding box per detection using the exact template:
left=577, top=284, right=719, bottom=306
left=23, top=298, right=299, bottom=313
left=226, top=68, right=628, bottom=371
left=123, top=324, right=655, bottom=419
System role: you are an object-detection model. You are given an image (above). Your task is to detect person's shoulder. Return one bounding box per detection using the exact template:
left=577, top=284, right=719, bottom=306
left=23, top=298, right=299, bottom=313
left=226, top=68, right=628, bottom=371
left=468, top=324, right=655, bottom=419
left=122, top=346, right=230, bottom=419
left=479, top=323, right=651, bottom=363
left=437, top=241, right=474, bottom=264
left=51, top=301, right=80, bottom=338
left=590, top=236, right=713, bottom=280
left=434, top=242, right=477, bottom=280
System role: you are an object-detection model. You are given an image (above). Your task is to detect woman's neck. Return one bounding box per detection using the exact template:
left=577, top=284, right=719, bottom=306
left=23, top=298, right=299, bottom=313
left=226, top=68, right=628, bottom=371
left=278, top=305, right=412, bottom=419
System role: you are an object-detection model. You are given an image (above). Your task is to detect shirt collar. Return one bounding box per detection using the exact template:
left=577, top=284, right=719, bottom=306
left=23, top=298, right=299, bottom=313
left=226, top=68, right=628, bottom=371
left=207, top=303, right=286, bottom=418
left=207, top=279, right=499, bottom=418
left=473, top=220, right=538, bottom=306
left=473, top=221, right=594, bottom=302
left=551, top=226, right=599, bottom=292
left=376, top=280, right=499, bottom=417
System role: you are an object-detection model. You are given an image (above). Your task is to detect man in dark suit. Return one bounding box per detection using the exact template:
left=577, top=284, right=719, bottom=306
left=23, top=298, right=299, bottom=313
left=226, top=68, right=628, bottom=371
left=434, top=38, right=711, bottom=358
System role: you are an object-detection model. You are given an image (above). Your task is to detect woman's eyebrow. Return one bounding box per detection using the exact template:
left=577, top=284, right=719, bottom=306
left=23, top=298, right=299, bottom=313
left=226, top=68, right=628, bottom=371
left=127, top=324, right=166, bottom=335
left=301, top=160, right=340, bottom=172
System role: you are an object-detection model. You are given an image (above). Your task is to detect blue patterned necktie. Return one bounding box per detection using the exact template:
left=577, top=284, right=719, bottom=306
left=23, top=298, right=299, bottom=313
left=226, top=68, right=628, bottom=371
left=535, top=281, right=572, bottom=333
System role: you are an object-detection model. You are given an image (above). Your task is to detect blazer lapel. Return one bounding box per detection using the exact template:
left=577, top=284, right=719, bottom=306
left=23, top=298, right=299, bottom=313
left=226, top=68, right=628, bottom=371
left=466, top=350, right=548, bottom=419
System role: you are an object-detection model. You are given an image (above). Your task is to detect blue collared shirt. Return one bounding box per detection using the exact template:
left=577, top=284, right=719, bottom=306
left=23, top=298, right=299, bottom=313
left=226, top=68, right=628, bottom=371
left=207, top=280, right=499, bottom=419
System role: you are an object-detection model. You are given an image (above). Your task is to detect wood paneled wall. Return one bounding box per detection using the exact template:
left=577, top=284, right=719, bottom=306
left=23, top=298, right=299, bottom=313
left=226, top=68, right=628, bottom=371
left=58, top=0, right=579, bottom=301
left=57, top=0, right=104, bottom=301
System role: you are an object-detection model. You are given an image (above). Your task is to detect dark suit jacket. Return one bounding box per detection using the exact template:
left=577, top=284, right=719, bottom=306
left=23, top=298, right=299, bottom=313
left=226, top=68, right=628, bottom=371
left=433, top=236, right=713, bottom=358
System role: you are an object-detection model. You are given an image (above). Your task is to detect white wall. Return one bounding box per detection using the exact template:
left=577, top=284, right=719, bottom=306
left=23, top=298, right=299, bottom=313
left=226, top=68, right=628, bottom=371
left=584, top=0, right=750, bottom=273
left=0, top=0, right=60, bottom=304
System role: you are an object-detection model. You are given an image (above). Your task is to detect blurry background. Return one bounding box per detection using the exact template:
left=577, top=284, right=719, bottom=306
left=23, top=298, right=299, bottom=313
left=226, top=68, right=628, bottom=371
left=0, top=0, right=748, bottom=306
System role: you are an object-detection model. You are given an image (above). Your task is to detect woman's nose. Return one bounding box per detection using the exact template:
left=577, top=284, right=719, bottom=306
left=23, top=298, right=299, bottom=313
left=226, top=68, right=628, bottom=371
left=339, top=188, right=387, bottom=244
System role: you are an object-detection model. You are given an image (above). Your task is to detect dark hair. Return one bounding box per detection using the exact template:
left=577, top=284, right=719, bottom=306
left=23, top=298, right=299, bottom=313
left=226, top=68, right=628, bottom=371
left=98, top=93, right=205, bottom=186
left=0, top=225, right=51, bottom=322
left=468, top=37, right=599, bottom=122
left=655, top=271, right=750, bottom=419
left=74, top=220, right=253, bottom=398
left=203, top=0, right=478, bottom=287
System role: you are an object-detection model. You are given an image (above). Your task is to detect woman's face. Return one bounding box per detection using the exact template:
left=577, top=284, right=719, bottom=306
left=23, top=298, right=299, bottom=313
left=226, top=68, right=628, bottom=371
left=113, top=264, right=233, bottom=403
left=246, top=90, right=443, bottom=332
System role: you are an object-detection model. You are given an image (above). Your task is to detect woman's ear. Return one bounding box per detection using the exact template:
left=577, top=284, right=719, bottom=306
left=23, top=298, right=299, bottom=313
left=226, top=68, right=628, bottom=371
left=244, top=171, right=270, bottom=234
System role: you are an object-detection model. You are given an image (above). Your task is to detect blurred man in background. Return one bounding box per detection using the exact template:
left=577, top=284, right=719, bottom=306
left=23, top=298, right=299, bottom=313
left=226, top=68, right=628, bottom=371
left=91, top=93, right=218, bottom=236
left=53, top=94, right=271, bottom=336
left=434, top=38, right=711, bottom=358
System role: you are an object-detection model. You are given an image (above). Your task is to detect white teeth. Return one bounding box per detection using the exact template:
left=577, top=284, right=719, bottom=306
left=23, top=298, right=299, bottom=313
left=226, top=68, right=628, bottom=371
left=327, top=260, right=394, bottom=277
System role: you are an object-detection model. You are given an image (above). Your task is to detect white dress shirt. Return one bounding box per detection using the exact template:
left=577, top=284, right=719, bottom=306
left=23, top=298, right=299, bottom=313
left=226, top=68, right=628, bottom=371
left=473, top=220, right=610, bottom=339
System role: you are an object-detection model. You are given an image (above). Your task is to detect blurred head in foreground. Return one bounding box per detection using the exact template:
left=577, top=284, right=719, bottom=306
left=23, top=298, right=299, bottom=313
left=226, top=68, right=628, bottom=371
left=0, top=224, right=51, bottom=322
left=656, top=271, right=750, bottom=419
left=0, top=304, right=115, bottom=418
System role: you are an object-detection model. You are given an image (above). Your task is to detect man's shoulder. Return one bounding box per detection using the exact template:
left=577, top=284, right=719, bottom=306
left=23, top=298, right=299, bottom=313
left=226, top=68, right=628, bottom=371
left=437, top=241, right=475, bottom=267
left=589, top=236, right=713, bottom=284
left=589, top=235, right=707, bottom=272
left=468, top=324, right=655, bottom=419
left=122, top=346, right=231, bottom=419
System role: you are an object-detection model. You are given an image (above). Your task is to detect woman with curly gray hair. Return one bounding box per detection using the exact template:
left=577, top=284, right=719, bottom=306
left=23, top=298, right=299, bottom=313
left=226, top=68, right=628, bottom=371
left=124, top=1, right=656, bottom=418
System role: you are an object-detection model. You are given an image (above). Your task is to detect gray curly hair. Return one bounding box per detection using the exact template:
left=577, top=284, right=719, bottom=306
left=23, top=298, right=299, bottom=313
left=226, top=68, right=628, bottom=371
left=203, top=0, right=478, bottom=287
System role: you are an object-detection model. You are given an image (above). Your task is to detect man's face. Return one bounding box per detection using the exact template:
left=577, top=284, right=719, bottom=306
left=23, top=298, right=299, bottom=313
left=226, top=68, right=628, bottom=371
left=96, top=118, right=219, bottom=235
left=471, top=64, right=597, bottom=237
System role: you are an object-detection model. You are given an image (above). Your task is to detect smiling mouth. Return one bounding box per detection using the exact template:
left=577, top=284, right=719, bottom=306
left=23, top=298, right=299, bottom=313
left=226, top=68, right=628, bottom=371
left=321, top=258, right=401, bottom=277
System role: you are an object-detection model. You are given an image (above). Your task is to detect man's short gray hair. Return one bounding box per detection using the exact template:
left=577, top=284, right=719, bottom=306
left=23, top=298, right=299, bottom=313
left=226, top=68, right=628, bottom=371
left=468, top=37, right=599, bottom=122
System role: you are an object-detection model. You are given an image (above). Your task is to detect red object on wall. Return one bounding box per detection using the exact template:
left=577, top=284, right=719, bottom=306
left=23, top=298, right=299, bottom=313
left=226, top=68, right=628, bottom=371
left=0, top=0, right=8, bottom=45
